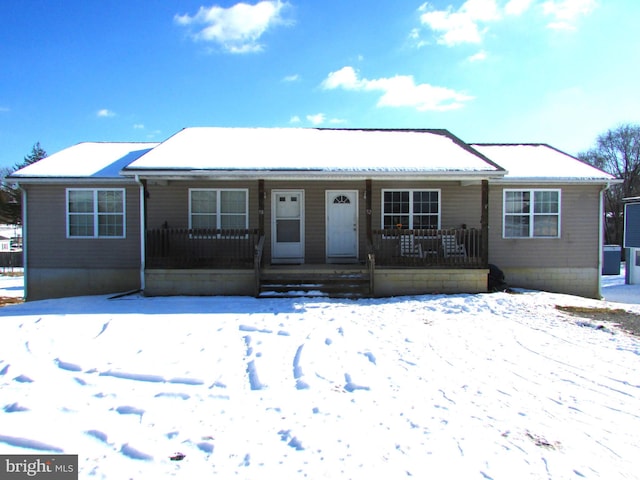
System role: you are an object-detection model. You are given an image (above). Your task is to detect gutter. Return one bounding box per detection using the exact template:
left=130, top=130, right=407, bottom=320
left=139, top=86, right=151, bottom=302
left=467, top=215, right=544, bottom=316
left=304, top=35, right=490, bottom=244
left=119, top=169, right=506, bottom=182
left=598, top=182, right=612, bottom=299
left=18, top=183, right=27, bottom=301
left=134, top=175, right=145, bottom=293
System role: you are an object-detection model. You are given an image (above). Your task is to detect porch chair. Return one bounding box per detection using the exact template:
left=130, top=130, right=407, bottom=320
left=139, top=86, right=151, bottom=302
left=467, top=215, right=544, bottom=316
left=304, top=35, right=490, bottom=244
left=441, top=234, right=466, bottom=258
left=399, top=234, right=424, bottom=258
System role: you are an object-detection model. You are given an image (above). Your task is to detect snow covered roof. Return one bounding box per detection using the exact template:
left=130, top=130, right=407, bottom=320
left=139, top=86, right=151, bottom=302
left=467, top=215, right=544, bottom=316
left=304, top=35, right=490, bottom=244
left=471, top=144, right=618, bottom=183
left=10, top=142, right=158, bottom=181
left=121, top=128, right=504, bottom=178
left=7, top=133, right=620, bottom=185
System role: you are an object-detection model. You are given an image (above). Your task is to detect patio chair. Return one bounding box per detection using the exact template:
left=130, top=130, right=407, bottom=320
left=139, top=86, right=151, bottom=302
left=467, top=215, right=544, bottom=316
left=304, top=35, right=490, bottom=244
left=441, top=234, right=466, bottom=258
left=400, top=234, right=424, bottom=258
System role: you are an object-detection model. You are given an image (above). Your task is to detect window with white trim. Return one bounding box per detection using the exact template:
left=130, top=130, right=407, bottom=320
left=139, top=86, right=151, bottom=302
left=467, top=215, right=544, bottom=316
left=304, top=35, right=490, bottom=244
left=67, top=189, right=125, bottom=238
left=382, top=190, right=440, bottom=229
left=189, top=189, right=248, bottom=230
left=503, top=189, right=560, bottom=238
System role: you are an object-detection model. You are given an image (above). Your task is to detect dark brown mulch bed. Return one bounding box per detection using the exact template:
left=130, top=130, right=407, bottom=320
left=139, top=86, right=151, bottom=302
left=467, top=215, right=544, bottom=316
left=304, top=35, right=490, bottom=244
left=556, top=305, right=640, bottom=337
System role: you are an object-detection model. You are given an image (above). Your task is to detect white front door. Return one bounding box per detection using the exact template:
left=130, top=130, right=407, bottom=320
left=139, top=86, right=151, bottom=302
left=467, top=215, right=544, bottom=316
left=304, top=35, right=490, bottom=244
left=326, top=190, right=358, bottom=260
left=272, top=190, right=304, bottom=263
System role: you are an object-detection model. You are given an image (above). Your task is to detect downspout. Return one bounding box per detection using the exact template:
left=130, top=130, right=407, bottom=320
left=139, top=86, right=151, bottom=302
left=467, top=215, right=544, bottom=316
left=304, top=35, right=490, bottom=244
left=18, top=183, right=27, bottom=301
left=135, top=175, right=146, bottom=292
left=598, top=182, right=610, bottom=298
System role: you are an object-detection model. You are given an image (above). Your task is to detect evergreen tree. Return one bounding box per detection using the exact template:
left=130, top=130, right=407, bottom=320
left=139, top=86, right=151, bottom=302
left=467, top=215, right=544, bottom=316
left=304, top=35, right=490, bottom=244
left=0, top=142, right=48, bottom=224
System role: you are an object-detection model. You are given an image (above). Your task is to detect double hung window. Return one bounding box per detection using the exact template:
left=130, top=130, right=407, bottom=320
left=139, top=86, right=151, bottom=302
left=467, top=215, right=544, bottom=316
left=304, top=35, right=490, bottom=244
left=67, top=189, right=125, bottom=238
left=382, top=190, right=440, bottom=230
left=503, top=189, right=560, bottom=238
left=189, top=189, right=248, bottom=231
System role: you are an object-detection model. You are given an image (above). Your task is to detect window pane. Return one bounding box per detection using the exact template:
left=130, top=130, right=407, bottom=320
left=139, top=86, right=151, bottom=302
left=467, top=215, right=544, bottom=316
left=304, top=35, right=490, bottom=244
left=192, top=191, right=216, bottom=214
left=384, top=191, right=410, bottom=229
left=413, top=215, right=438, bottom=229
left=384, top=191, right=409, bottom=214
left=221, top=214, right=246, bottom=229
left=221, top=191, right=246, bottom=214
left=383, top=215, right=409, bottom=229
left=69, top=191, right=94, bottom=213
left=69, top=214, right=94, bottom=236
left=505, top=216, right=529, bottom=237
left=98, top=214, right=123, bottom=237
left=277, top=219, right=300, bottom=242
left=192, top=214, right=216, bottom=230
left=534, top=191, right=558, bottom=214
left=505, top=191, right=530, bottom=214
left=533, top=215, right=558, bottom=237
left=413, top=191, right=439, bottom=214
left=98, top=191, right=123, bottom=213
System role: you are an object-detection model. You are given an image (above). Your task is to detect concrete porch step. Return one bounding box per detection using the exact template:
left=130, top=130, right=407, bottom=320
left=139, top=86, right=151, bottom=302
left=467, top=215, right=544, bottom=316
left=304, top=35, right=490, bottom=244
left=257, top=268, right=371, bottom=298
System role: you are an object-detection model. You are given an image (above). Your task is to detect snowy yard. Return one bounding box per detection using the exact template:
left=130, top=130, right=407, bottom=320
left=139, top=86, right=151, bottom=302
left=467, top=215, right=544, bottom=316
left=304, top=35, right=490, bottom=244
left=0, top=273, right=639, bottom=479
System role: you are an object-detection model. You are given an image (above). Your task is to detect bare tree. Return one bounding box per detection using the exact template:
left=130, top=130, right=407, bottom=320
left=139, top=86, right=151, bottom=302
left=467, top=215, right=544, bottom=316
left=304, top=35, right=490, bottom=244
left=579, top=124, right=640, bottom=245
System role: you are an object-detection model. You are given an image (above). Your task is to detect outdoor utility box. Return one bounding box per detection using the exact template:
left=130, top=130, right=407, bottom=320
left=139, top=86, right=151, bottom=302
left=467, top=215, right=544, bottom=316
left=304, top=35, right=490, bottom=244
left=602, top=245, right=621, bottom=275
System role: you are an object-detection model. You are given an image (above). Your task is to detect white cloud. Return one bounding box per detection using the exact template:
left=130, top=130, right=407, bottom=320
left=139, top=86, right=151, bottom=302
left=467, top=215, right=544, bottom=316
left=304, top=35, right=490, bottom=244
left=415, top=0, right=594, bottom=47
left=306, top=113, right=326, bottom=125
left=146, top=130, right=162, bottom=139
left=283, top=74, right=300, bottom=82
left=97, top=109, right=116, bottom=118
left=133, top=124, right=145, bottom=129
left=175, top=1, right=291, bottom=54
left=504, top=0, right=534, bottom=16
left=468, top=50, right=487, bottom=62
left=321, top=66, right=364, bottom=90
left=289, top=115, right=301, bottom=124
left=321, top=66, right=473, bottom=112
left=0, top=107, right=9, bottom=113
left=542, top=0, right=597, bottom=30
left=419, top=0, right=501, bottom=46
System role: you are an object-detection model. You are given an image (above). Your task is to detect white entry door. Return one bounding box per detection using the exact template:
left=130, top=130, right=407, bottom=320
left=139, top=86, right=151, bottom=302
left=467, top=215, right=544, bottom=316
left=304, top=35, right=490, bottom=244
left=272, top=190, right=304, bottom=263
left=326, top=190, right=358, bottom=259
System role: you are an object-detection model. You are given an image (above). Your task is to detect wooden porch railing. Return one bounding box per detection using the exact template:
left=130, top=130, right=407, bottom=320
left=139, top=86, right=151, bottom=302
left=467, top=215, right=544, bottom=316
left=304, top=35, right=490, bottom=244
left=371, top=228, right=485, bottom=268
left=146, top=228, right=261, bottom=268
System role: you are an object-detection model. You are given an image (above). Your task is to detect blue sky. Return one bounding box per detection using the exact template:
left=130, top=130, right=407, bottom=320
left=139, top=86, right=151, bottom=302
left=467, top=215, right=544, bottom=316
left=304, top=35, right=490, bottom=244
left=1, top=0, right=638, bottom=169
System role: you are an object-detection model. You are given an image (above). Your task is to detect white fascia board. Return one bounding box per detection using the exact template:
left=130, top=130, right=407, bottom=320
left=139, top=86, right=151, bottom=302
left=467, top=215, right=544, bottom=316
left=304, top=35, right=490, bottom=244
left=122, top=169, right=505, bottom=182
left=10, top=177, right=139, bottom=186
left=489, top=177, right=623, bottom=185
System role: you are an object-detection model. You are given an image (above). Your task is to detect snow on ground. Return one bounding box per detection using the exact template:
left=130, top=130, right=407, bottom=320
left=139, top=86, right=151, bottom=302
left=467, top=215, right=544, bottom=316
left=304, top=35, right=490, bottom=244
left=0, top=272, right=639, bottom=479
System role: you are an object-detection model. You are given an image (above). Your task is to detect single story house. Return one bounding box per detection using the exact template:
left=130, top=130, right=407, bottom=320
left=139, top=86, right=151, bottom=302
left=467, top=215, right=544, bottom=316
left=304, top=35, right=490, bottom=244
left=10, top=128, right=618, bottom=301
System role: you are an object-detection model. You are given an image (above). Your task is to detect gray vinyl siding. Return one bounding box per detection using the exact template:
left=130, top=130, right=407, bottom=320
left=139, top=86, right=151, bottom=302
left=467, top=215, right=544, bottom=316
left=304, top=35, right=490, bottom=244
left=264, top=180, right=366, bottom=263
left=24, top=183, right=141, bottom=269
left=488, top=184, right=601, bottom=268
left=370, top=181, right=483, bottom=230
left=146, top=179, right=486, bottom=264
left=145, top=180, right=259, bottom=231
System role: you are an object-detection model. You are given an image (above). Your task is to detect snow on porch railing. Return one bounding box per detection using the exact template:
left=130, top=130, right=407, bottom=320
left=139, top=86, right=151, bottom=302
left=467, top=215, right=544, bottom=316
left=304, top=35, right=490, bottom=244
left=146, top=228, right=260, bottom=269
left=371, top=228, right=485, bottom=268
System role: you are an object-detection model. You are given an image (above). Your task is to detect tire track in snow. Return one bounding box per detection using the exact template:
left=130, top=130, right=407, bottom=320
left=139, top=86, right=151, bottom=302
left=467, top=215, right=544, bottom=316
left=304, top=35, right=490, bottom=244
left=293, top=344, right=309, bottom=390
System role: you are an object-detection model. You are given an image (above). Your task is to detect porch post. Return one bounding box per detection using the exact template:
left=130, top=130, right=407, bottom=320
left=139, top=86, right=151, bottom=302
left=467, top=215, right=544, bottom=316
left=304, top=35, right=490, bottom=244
left=481, top=179, right=489, bottom=267
left=366, top=179, right=373, bottom=248
left=258, top=179, right=265, bottom=236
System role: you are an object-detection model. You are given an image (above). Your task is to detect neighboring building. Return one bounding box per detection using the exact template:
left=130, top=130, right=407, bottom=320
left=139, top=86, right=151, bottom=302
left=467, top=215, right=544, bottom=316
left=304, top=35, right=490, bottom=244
left=0, top=224, right=23, bottom=251
left=9, top=128, right=618, bottom=301
left=0, top=235, right=10, bottom=252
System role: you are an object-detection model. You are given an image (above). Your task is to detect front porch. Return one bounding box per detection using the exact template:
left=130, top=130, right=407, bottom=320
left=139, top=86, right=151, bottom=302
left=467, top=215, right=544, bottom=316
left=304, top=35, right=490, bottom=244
left=144, top=227, right=489, bottom=297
